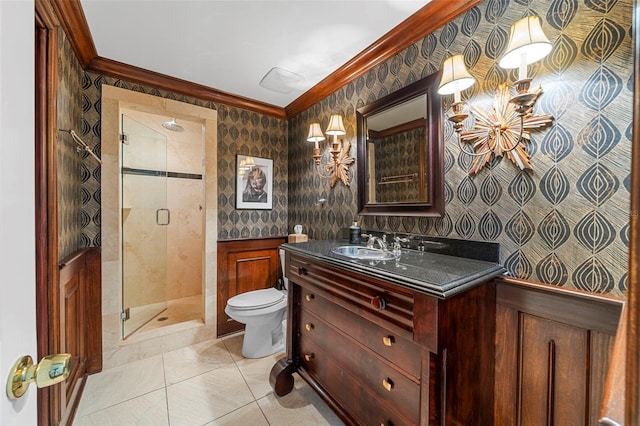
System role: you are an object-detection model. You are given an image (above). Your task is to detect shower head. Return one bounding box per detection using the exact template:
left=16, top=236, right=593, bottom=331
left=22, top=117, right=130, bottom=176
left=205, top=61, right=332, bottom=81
left=162, top=118, right=184, bottom=132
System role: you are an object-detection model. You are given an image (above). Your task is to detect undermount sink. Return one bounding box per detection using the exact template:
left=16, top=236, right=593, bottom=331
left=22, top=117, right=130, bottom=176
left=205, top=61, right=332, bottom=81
left=330, top=245, right=399, bottom=261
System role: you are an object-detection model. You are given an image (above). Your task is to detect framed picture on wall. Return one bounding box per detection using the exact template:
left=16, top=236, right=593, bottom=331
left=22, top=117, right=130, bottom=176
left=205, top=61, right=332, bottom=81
left=236, top=155, right=273, bottom=210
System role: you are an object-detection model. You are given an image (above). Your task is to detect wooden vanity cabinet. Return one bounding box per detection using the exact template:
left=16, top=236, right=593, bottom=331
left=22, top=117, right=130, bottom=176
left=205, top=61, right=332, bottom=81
left=271, top=251, right=496, bottom=426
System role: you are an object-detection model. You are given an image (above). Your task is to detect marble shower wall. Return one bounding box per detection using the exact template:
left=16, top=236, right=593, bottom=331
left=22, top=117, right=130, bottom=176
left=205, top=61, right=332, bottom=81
left=288, top=0, right=632, bottom=297
left=80, top=74, right=288, bottom=245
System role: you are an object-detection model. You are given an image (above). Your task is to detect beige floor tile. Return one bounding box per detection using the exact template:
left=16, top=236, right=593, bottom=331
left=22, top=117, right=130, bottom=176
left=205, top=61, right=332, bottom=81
left=236, top=351, right=285, bottom=400
left=257, top=375, right=344, bottom=426
left=166, top=364, right=255, bottom=425
left=73, top=389, right=168, bottom=426
left=204, top=402, right=269, bottom=426
left=222, top=332, right=244, bottom=361
left=162, top=338, right=234, bottom=385
left=76, top=355, right=166, bottom=418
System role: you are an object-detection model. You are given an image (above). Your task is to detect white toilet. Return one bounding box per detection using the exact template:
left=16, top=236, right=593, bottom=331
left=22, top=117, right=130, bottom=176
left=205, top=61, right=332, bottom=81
left=224, top=249, right=288, bottom=358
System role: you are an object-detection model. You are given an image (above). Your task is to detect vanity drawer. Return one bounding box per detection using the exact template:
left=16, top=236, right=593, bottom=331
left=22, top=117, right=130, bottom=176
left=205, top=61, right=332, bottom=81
left=288, top=253, right=416, bottom=339
left=299, top=308, right=421, bottom=423
left=300, top=286, right=422, bottom=379
left=300, top=338, right=417, bottom=426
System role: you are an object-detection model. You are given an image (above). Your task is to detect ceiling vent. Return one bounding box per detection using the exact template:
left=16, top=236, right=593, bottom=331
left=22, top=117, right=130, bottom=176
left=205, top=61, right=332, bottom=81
left=259, top=67, right=304, bottom=94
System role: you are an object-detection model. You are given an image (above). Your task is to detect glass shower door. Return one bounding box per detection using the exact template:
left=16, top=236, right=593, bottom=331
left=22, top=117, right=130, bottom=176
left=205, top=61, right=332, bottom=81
left=121, top=114, right=168, bottom=339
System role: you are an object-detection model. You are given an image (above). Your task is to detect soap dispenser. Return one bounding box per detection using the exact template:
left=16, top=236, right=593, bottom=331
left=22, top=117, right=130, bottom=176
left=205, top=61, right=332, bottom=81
left=349, top=221, right=361, bottom=244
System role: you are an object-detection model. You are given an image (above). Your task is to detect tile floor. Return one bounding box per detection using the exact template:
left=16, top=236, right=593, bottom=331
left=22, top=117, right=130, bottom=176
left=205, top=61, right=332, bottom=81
left=73, top=333, right=344, bottom=426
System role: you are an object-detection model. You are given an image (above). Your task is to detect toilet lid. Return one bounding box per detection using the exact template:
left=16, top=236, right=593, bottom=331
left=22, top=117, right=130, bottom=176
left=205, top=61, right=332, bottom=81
left=227, top=288, right=285, bottom=310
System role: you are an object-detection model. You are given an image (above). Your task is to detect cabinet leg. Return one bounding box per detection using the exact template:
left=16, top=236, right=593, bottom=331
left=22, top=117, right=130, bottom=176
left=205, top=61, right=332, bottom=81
left=269, top=357, right=296, bottom=396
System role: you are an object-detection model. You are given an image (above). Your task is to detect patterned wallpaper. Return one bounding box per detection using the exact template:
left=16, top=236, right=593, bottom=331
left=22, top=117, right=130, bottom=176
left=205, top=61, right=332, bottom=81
left=57, top=28, right=84, bottom=261
left=288, top=0, right=632, bottom=297
left=373, top=127, right=423, bottom=203
left=79, top=74, right=288, bottom=245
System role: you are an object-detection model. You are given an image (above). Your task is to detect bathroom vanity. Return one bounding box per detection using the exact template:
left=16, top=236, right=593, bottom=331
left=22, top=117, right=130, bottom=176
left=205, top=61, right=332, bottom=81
left=270, top=239, right=505, bottom=426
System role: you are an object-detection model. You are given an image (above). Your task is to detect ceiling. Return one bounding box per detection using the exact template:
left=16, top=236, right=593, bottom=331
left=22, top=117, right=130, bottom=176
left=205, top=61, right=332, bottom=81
left=80, top=0, right=431, bottom=108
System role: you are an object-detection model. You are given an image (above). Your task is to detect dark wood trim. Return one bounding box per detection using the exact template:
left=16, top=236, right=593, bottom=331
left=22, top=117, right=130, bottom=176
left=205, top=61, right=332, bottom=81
left=53, top=0, right=481, bottom=120
left=495, top=277, right=624, bottom=335
left=627, top=1, right=640, bottom=423
left=373, top=118, right=424, bottom=140
left=495, top=278, right=623, bottom=425
left=356, top=72, right=444, bottom=217
left=35, top=1, right=60, bottom=424
left=54, top=247, right=101, bottom=425
left=49, top=0, right=96, bottom=68
left=216, top=237, right=288, bottom=337
left=87, top=57, right=287, bottom=119
left=85, top=248, right=102, bottom=374
left=600, top=304, right=627, bottom=425
left=284, top=0, right=483, bottom=118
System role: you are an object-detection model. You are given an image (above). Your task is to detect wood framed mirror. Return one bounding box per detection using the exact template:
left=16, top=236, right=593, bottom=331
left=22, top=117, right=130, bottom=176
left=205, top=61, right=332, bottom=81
left=356, top=71, right=444, bottom=216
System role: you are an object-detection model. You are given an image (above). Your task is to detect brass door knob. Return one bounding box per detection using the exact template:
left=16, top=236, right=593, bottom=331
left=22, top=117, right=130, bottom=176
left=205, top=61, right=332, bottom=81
left=304, top=353, right=315, bottom=362
left=305, top=323, right=314, bottom=331
left=382, top=335, right=394, bottom=347
left=305, top=294, right=314, bottom=302
left=382, top=377, right=394, bottom=392
left=6, top=353, right=72, bottom=399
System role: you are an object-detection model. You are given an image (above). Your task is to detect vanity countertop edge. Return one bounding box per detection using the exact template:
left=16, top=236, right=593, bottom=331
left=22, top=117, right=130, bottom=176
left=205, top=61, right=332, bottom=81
left=281, top=239, right=506, bottom=299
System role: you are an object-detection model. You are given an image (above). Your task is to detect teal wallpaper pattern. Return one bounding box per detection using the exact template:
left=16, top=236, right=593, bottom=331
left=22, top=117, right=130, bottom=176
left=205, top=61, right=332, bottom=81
left=79, top=74, right=289, bottom=245
left=287, top=0, right=632, bottom=296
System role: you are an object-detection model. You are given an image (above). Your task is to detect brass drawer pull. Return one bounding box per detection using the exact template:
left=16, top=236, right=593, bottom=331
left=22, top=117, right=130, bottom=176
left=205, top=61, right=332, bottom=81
left=296, top=266, right=308, bottom=276
left=382, top=377, right=394, bottom=392
left=382, top=335, right=394, bottom=347
left=305, top=323, right=314, bottom=331
left=305, top=294, right=314, bottom=302
left=371, top=296, right=387, bottom=310
left=304, top=353, right=314, bottom=362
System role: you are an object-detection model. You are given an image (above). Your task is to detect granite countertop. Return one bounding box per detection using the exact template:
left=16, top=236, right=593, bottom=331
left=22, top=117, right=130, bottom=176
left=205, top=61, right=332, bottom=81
left=282, top=239, right=506, bottom=299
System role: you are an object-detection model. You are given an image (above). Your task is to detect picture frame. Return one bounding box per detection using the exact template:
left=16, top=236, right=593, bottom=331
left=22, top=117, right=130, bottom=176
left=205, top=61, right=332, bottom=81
left=236, top=155, right=273, bottom=210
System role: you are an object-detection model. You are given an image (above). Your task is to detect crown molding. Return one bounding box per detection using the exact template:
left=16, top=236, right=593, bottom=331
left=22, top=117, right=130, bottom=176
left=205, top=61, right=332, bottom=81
left=284, top=0, right=483, bottom=118
left=52, top=0, right=480, bottom=120
left=52, top=0, right=287, bottom=118
left=49, top=0, right=97, bottom=68
left=87, top=57, right=287, bottom=119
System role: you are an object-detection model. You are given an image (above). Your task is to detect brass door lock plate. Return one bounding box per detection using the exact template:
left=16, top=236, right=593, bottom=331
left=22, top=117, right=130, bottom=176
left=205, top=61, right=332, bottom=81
left=6, top=353, right=72, bottom=399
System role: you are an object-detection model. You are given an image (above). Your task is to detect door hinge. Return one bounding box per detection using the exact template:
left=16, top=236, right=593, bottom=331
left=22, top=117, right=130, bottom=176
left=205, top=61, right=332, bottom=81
left=120, top=133, right=129, bottom=144
left=120, top=308, right=130, bottom=321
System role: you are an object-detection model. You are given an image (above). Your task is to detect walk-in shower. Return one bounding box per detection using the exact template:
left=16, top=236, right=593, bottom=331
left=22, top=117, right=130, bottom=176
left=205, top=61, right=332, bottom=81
left=120, top=110, right=205, bottom=339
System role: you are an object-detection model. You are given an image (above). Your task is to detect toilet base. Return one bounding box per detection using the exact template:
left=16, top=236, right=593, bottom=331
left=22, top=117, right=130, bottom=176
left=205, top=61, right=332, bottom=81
left=241, top=318, right=286, bottom=358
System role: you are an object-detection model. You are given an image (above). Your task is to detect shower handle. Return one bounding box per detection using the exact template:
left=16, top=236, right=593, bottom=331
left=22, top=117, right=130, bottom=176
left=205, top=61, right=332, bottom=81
left=156, top=208, right=170, bottom=226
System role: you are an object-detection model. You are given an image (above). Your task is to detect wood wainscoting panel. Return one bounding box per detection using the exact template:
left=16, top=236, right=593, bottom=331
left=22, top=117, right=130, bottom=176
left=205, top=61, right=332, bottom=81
left=495, top=277, right=622, bottom=426
left=217, top=237, right=287, bottom=337
left=57, top=247, right=102, bottom=425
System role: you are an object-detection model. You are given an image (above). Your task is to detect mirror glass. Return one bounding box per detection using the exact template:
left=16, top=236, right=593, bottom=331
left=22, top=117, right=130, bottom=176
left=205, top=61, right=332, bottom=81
left=356, top=72, right=444, bottom=216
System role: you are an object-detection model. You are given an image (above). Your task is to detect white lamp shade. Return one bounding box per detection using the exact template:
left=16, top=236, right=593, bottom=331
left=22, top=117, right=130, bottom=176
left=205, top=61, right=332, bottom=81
left=307, top=123, right=325, bottom=143
left=438, top=54, right=475, bottom=95
left=499, top=16, right=552, bottom=69
left=325, top=114, right=346, bottom=136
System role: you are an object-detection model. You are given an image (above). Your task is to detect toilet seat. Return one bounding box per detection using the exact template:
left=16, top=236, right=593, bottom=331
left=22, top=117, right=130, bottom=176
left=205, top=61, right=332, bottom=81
left=227, top=288, right=285, bottom=311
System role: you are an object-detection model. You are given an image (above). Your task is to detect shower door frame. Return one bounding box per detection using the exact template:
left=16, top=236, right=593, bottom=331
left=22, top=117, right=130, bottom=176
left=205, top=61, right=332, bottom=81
left=120, top=113, right=170, bottom=339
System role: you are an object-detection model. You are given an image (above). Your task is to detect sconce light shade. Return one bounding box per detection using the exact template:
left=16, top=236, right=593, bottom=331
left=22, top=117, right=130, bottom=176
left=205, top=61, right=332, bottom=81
left=307, top=123, right=325, bottom=143
left=437, top=54, right=476, bottom=95
left=499, top=16, right=552, bottom=69
left=325, top=114, right=346, bottom=136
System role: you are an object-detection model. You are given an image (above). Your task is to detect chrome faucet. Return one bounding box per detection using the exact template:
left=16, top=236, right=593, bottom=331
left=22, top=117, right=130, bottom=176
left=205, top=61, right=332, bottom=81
left=364, top=234, right=389, bottom=251
left=392, top=236, right=410, bottom=255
